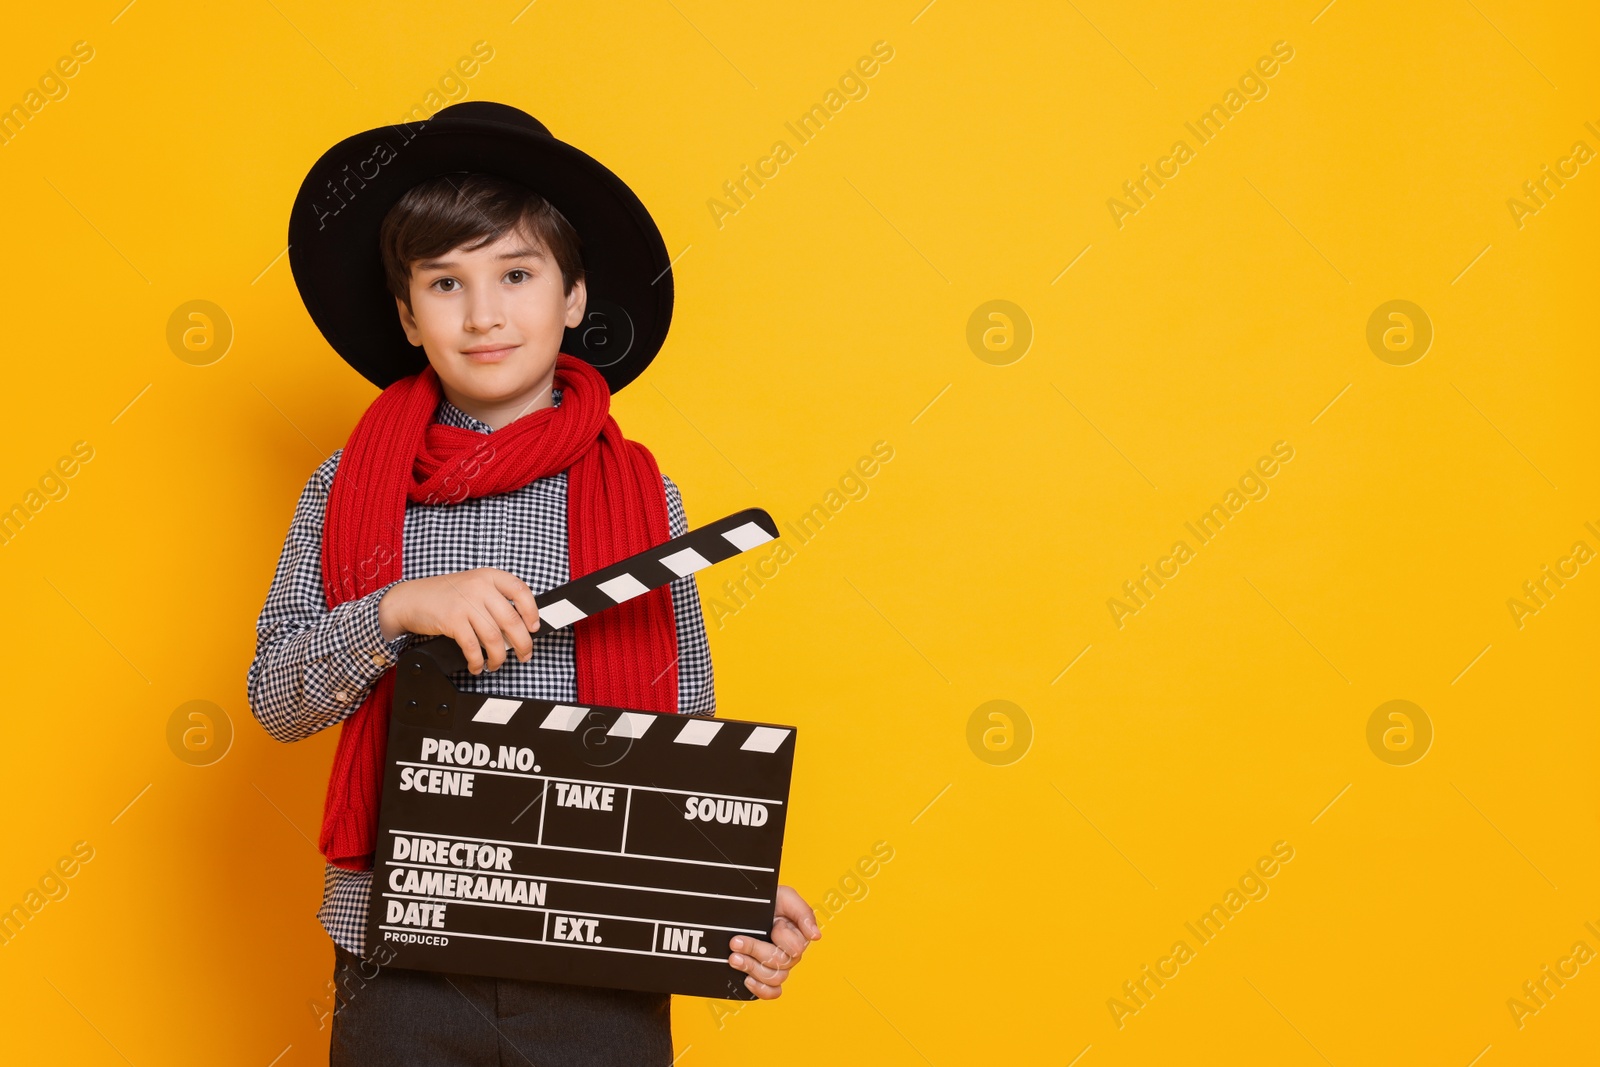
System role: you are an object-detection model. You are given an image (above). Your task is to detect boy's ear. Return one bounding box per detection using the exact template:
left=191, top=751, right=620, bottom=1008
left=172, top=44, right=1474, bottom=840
left=563, top=276, right=587, bottom=329
left=395, top=295, right=422, bottom=346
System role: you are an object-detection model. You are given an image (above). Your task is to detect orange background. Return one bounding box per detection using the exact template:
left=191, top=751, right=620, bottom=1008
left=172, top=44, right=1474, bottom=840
left=1, top=1, right=1596, bottom=1063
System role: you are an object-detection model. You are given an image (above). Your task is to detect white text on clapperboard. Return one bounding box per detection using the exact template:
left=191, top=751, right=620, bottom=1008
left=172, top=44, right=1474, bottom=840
left=386, top=734, right=769, bottom=939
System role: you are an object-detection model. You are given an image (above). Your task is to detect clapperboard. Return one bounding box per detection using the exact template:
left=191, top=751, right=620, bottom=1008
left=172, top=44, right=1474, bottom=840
left=368, top=508, right=796, bottom=999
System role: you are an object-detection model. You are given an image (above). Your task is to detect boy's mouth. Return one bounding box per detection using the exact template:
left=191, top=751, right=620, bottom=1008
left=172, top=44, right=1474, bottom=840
left=461, top=344, right=519, bottom=365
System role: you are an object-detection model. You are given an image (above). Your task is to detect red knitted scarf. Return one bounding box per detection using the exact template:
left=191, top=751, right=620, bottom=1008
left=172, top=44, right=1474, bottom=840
left=317, top=353, right=679, bottom=871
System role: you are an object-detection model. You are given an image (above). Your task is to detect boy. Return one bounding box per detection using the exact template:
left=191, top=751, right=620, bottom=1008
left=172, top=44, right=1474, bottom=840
left=249, top=101, right=818, bottom=1065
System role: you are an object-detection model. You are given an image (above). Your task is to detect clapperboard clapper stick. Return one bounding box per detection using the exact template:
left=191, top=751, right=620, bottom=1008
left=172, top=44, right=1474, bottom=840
left=370, top=507, right=798, bottom=999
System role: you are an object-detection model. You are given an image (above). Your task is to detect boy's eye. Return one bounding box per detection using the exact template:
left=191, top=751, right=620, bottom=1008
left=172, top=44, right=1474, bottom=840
left=431, top=277, right=459, bottom=292
left=506, top=269, right=530, bottom=283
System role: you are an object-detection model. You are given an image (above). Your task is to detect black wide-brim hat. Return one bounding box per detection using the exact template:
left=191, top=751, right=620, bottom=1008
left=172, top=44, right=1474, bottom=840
left=288, top=100, right=672, bottom=393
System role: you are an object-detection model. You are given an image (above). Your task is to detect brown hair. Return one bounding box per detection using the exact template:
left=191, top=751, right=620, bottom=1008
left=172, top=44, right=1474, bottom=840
left=378, top=172, right=585, bottom=311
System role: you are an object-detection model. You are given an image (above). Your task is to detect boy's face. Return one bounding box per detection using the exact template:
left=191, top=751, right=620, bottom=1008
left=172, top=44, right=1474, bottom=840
left=395, top=225, right=585, bottom=426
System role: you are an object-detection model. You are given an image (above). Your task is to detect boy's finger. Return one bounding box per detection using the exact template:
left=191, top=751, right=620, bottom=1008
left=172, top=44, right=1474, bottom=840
left=774, top=886, right=821, bottom=939
left=446, top=621, right=485, bottom=675
left=729, top=936, right=793, bottom=971
left=493, top=572, right=540, bottom=642
left=765, top=920, right=809, bottom=962
left=462, top=609, right=507, bottom=672
left=482, top=592, right=533, bottom=664
left=743, top=976, right=782, bottom=1000
left=728, top=951, right=788, bottom=985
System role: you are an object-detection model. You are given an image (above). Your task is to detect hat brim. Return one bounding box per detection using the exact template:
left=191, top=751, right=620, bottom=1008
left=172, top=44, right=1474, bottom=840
left=287, top=113, right=672, bottom=393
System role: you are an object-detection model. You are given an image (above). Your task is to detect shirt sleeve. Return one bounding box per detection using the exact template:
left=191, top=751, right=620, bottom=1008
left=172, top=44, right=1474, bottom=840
left=663, top=473, right=716, bottom=716
left=245, top=450, right=415, bottom=743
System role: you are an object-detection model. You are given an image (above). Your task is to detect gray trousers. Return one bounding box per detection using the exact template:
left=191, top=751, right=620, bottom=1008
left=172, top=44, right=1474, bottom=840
left=328, top=944, right=673, bottom=1066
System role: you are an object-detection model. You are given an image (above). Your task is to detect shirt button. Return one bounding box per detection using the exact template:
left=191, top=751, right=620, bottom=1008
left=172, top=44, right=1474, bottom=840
left=370, top=651, right=388, bottom=667
left=334, top=690, right=351, bottom=704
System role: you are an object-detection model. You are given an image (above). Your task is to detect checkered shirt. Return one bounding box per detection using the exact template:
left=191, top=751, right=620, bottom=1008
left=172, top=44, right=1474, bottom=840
left=245, top=387, right=715, bottom=955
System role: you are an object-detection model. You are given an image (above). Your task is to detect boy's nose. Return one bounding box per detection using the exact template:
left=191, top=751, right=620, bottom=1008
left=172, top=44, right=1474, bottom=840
left=463, top=298, right=506, bottom=332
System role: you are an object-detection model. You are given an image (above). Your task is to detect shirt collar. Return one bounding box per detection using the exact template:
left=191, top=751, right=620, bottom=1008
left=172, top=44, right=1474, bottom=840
left=436, top=386, right=563, bottom=433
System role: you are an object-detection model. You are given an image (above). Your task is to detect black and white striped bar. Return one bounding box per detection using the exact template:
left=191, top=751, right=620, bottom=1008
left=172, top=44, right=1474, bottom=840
left=492, top=699, right=794, bottom=756
left=531, top=507, right=779, bottom=635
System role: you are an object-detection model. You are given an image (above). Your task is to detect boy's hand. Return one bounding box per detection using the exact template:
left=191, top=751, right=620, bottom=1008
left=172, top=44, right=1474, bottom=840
left=727, top=885, right=821, bottom=1000
left=377, top=568, right=540, bottom=674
